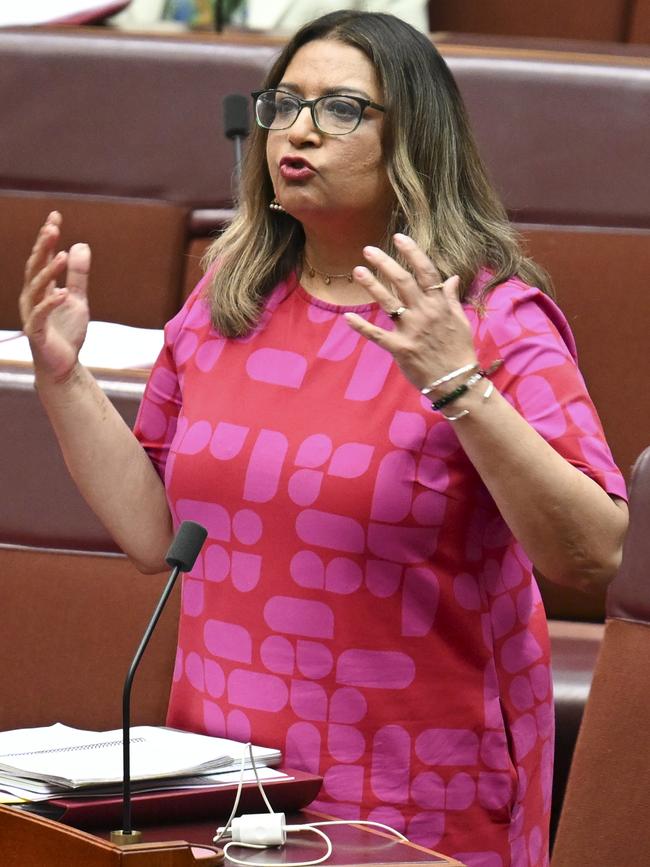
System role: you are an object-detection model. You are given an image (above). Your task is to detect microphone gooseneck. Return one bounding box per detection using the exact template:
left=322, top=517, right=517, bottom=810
left=223, top=94, right=250, bottom=190
left=111, top=521, right=208, bottom=845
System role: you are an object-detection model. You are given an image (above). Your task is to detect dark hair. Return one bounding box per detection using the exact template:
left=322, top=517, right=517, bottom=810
left=204, top=11, right=551, bottom=336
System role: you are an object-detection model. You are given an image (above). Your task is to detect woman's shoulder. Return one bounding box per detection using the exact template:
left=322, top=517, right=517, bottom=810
left=465, top=269, right=578, bottom=361
left=164, top=271, right=298, bottom=347
left=163, top=274, right=213, bottom=346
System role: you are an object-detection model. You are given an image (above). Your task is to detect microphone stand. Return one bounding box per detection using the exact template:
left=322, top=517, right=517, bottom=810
left=223, top=94, right=250, bottom=194
left=111, top=521, right=208, bottom=846
left=110, top=564, right=182, bottom=844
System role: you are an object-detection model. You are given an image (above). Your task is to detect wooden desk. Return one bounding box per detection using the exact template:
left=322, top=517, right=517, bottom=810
left=1, top=805, right=465, bottom=866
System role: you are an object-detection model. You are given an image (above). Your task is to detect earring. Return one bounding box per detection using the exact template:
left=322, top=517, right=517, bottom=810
left=270, top=197, right=286, bottom=213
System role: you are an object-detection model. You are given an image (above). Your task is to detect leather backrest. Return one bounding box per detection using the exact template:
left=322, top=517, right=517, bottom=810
left=1, top=30, right=648, bottom=224
left=0, top=193, right=189, bottom=329
left=0, top=28, right=278, bottom=207
left=607, top=446, right=650, bottom=623
left=0, top=362, right=145, bottom=552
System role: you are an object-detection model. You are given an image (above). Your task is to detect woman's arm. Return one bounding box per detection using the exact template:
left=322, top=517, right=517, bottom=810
left=345, top=234, right=628, bottom=592
left=20, top=214, right=173, bottom=572
left=430, top=382, right=627, bottom=591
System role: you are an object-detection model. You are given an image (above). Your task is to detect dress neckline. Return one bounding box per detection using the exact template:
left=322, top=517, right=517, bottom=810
left=293, top=279, right=379, bottom=315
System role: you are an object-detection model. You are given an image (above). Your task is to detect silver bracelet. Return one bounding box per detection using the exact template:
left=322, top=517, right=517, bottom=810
left=421, top=362, right=478, bottom=396
left=442, top=378, right=496, bottom=422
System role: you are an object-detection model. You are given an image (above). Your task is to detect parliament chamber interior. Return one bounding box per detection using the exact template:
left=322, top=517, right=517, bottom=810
left=0, top=1, right=649, bottom=864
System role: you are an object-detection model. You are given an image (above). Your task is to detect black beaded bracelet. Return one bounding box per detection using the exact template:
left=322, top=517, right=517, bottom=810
left=430, top=359, right=503, bottom=412
left=431, top=372, right=483, bottom=411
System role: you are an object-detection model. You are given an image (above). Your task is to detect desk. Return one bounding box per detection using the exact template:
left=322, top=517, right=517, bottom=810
left=102, top=808, right=465, bottom=866
left=1, top=805, right=465, bottom=866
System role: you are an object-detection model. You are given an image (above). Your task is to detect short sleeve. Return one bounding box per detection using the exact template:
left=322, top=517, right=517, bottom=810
left=467, top=278, right=627, bottom=501
left=133, top=279, right=209, bottom=480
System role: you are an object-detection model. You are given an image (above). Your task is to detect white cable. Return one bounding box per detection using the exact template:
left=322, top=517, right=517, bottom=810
left=213, top=742, right=275, bottom=844
left=223, top=825, right=333, bottom=867
left=300, top=818, right=408, bottom=841
left=211, top=742, right=410, bottom=864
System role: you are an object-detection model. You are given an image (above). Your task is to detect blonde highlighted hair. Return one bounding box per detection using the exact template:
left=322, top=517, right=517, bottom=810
left=204, top=10, right=551, bottom=337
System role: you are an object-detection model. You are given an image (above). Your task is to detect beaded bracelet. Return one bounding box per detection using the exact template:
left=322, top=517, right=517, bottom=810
left=431, top=371, right=484, bottom=411
left=442, top=379, right=495, bottom=422
left=430, top=359, right=503, bottom=413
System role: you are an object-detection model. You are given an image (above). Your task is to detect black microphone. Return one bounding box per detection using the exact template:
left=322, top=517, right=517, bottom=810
left=110, top=520, right=208, bottom=845
left=223, top=93, right=250, bottom=189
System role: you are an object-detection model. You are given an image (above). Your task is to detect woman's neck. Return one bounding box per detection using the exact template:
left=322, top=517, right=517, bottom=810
left=300, top=228, right=384, bottom=305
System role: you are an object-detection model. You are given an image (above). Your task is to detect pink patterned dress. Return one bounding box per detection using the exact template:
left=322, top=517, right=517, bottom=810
left=134, top=270, right=626, bottom=867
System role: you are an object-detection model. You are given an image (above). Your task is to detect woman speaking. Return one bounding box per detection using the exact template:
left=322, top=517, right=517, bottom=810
left=20, top=11, right=627, bottom=866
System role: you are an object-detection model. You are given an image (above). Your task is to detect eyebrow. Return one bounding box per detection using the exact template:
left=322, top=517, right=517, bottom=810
left=277, top=82, right=374, bottom=100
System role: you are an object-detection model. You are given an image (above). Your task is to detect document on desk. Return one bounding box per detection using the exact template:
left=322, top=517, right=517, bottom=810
left=0, top=723, right=281, bottom=790
left=0, top=766, right=290, bottom=804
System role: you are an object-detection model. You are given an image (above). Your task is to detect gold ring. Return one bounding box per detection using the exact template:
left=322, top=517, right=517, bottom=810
left=424, top=282, right=445, bottom=292
left=388, top=306, right=408, bottom=320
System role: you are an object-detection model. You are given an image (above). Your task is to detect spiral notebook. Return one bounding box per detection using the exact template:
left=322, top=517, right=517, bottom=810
left=0, top=723, right=281, bottom=790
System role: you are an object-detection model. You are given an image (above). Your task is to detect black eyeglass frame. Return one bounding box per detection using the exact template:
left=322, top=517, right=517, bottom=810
left=251, top=89, right=386, bottom=135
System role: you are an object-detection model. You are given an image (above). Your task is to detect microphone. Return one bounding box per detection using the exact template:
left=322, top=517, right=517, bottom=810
left=223, top=94, right=250, bottom=189
left=110, top=520, right=208, bottom=845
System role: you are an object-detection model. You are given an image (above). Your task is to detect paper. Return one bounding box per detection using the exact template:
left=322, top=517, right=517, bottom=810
left=0, top=767, right=289, bottom=803
left=0, top=1, right=128, bottom=26
left=0, top=723, right=281, bottom=789
left=0, top=322, right=163, bottom=370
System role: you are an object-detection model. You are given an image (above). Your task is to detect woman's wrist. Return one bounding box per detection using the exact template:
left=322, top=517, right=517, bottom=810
left=34, top=360, right=86, bottom=394
left=423, top=359, right=503, bottom=421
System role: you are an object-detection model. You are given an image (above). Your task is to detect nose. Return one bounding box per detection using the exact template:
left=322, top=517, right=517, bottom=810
left=287, top=105, right=321, bottom=146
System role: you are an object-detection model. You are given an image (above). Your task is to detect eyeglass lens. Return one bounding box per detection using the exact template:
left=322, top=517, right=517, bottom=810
left=256, top=91, right=363, bottom=134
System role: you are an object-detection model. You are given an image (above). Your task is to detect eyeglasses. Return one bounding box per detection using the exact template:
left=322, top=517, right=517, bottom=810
left=252, top=89, right=385, bottom=136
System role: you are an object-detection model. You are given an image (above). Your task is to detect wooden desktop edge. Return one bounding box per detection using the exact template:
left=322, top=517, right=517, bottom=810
left=0, top=804, right=466, bottom=866
left=293, top=808, right=466, bottom=866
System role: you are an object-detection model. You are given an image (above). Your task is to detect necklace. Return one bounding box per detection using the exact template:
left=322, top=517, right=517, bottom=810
left=303, top=255, right=353, bottom=286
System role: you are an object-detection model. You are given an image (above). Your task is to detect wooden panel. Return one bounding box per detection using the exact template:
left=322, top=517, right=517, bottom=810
left=552, top=620, right=650, bottom=865
left=0, top=193, right=188, bottom=330
left=627, top=0, right=650, bottom=42
left=0, top=547, right=176, bottom=731
left=429, top=0, right=628, bottom=41
left=0, top=806, right=220, bottom=866
left=519, top=225, right=650, bottom=483
left=183, top=238, right=213, bottom=301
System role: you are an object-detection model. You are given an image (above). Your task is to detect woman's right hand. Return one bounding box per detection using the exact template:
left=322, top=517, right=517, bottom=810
left=19, top=212, right=91, bottom=383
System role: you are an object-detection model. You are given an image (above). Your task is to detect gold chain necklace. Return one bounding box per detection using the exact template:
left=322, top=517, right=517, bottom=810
left=303, top=255, right=353, bottom=285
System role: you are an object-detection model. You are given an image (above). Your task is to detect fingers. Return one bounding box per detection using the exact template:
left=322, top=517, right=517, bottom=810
left=20, top=212, right=91, bottom=328
left=24, top=212, right=62, bottom=285
left=393, top=233, right=443, bottom=289
left=66, top=243, right=91, bottom=297
left=19, top=250, right=68, bottom=327
left=26, top=289, right=69, bottom=342
left=352, top=264, right=403, bottom=314
left=344, top=311, right=393, bottom=346
left=364, top=234, right=444, bottom=299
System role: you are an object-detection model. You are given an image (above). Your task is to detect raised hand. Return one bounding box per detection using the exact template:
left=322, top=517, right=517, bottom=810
left=344, top=233, right=478, bottom=395
left=19, top=212, right=91, bottom=383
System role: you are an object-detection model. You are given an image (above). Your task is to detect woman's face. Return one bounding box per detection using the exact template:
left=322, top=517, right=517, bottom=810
left=265, top=39, right=394, bottom=232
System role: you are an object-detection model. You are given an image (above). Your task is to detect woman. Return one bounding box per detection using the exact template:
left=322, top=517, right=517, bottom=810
left=20, top=11, right=627, bottom=866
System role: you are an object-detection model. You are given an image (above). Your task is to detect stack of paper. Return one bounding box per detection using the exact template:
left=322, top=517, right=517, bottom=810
left=0, top=321, right=163, bottom=369
left=0, top=723, right=283, bottom=804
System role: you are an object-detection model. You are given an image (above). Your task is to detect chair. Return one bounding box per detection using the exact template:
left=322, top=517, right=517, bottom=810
left=551, top=445, right=650, bottom=865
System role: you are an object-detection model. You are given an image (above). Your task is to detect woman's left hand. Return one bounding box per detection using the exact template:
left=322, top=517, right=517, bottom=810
left=344, top=233, right=478, bottom=393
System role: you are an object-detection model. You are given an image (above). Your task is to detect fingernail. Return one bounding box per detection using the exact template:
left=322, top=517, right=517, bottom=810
left=363, top=246, right=381, bottom=257
left=353, top=266, right=371, bottom=279
left=393, top=233, right=412, bottom=245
